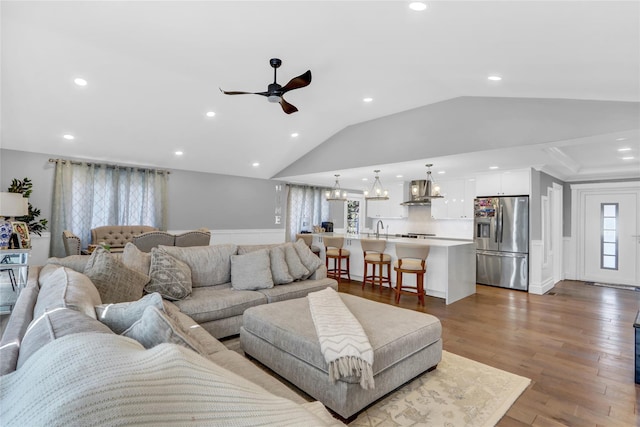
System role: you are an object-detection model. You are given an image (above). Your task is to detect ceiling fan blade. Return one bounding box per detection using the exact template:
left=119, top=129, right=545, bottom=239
left=279, top=97, right=298, bottom=114
left=280, top=70, right=312, bottom=93
left=219, top=88, right=268, bottom=97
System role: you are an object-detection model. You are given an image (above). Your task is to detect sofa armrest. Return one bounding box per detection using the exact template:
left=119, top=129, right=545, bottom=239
left=62, top=230, right=82, bottom=256
left=308, top=264, right=327, bottom=280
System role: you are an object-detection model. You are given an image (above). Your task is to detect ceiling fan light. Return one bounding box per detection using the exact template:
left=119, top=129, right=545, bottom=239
left=267, top=95, right=281, bottom=103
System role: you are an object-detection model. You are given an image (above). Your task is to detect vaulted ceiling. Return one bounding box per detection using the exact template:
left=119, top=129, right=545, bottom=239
left=2, top=1, right=639, bottom=187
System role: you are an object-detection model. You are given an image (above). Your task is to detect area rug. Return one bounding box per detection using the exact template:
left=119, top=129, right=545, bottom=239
left=222, top=338, right=531, bottom=427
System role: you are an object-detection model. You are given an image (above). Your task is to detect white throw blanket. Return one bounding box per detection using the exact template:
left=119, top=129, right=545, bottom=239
left=307, top=288, right=375, bottom=389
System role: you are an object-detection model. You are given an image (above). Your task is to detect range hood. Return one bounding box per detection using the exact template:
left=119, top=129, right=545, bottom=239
left=401, top=164, right=443, bottom=206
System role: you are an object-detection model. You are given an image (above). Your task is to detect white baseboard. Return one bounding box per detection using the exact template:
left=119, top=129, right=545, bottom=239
left=529, top=276, right=555, bottom=295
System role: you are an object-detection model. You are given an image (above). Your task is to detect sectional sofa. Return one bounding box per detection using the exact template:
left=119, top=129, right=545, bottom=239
left=0, top=240, right=341, bottom=425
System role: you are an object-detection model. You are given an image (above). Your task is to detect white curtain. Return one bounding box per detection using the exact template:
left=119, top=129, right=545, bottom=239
left=50, top=161, right=168, bottom=257
left=285, top=185, right=330, bottom=242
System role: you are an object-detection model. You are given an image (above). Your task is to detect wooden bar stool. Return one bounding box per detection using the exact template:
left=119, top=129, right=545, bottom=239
left=323, top=236, right=351, bottom=284
left=296, top=233, right=321, bottom=257
left=393, top=243, right=430, bottom=305
left=361, top=239, right=391, bottom=291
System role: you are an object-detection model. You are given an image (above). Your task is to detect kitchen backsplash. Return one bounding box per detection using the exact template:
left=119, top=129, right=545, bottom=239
left=364, top=206, right=474, bottom=240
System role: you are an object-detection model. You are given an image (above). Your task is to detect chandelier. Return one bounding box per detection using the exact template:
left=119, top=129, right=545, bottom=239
left=325, top=174, right=347, bottom=201
left=364, top=170, right=389, bottom=201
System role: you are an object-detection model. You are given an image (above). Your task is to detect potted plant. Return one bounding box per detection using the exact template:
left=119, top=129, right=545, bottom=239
left=7, top=177, right=48, bottom=238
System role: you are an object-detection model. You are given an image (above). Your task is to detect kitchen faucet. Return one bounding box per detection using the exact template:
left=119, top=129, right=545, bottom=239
left=376, top=220, right=385, bottom=238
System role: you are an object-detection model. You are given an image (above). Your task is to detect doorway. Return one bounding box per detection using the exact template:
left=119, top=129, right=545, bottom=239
left=574, top=183, right=640, bottom=286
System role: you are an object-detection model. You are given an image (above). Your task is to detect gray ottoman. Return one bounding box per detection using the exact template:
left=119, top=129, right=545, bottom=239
left=240, top=293, right=442, bottom=420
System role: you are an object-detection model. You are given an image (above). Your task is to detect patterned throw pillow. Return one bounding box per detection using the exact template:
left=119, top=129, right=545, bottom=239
left=283, top=243, right=309, bottom=280
left=269, top=245, right=293, bottom=285
left=293, top=238, right=323, bottom=276
left=144, top=249, right=192, bottom=301
left=122, top=305, right=204, bottom=354
left=84, top=248, right=150, bottom=304
left=95, top=292, right=165, bottom=334
left=230, top=249, right=274, bottom=291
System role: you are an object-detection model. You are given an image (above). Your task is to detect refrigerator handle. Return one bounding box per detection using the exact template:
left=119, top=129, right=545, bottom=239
left=499, top=204, right=504, bottom=243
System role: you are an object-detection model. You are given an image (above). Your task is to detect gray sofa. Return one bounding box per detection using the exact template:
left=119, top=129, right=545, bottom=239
left=0, top=240, right=342, bottom=425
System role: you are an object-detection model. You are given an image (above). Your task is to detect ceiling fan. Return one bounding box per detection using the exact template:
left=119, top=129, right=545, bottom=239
left=220, top=58, right=311, bottom=114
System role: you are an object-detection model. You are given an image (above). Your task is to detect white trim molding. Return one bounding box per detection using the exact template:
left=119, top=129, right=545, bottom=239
left=529, top=240, right=555, bottom=295
left=205, top=228, right=286, bottom=245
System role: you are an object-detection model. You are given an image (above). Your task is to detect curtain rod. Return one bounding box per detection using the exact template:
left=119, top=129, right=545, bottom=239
left=48, top=158, right=170, bottom=175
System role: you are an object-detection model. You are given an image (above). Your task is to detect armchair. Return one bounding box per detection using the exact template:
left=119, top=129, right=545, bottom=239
left=175, top=229, right=211, bottom=247
left=62, top=230, right=81, bottom=256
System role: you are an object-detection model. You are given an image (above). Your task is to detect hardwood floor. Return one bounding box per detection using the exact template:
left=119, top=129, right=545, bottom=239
left=338, top=280, right=640, bottom=427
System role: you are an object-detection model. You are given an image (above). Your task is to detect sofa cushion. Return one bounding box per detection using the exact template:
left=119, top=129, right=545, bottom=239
left=122, top=306, right=204, bottom=354
left=160, top=244, right=237, bottom=287
left=84, top=248, right=150, bottom=303
left=17, top=307, right=113, bottom=369
left=122, top=242, right=151, bottom=276
left=237, top=244, right=276, bottom=255
left=145, top=248, right=192, bottom=300
left=256, top=278, right=339, bottom=304
left=172, top=285, right=267, bottom=324
left=284, top=243, right=309, bottom=280
left=95, top=292, right=165, bottom=334
left=162, top=301, right=228, bottom=356
left=293, top=238, right=323, bottom=276
left=269, top=245, right=294, bottom=285
left=0, top=284, right=39, bottom=375
left=46, top=255, right=90, bottom=273
left=230, top=249, right=274, bottom=291
left=34, top=265, right=102, bottom=320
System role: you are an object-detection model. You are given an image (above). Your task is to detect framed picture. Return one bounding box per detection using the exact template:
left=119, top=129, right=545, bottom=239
left=10, top=221, right=30, bottom=249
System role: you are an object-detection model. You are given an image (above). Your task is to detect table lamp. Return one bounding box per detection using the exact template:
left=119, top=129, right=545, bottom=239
left=0, top=192, right=29, bottom=249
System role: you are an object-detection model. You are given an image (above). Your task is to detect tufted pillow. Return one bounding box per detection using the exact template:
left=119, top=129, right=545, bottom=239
left=269, top=245, right=294, bottom=285
left=122, top=243, right=151, bottom=276
left=159, top=244, right=237, bottom=287
left=84, top=248, right=150, bottom=304
left=293, top=238, right=323, bottom=277
left=17, top=308, right=113, bottom=369
left=144, top=249, right=192, bottom=301
left=122, top=306, right=204, bottom=354
left=95, top=292, right=165, bottom=334
left=34, top=266, right=102, bottom=320
left=230, top=249, right=274, bottom=291
left=283, top=243, right=309, bottom=280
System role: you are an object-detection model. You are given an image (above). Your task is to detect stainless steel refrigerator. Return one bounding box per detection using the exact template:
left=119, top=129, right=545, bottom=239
left=474, top=196, right=529, bottom=291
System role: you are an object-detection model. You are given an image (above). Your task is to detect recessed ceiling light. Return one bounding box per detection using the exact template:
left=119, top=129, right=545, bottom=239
left=362, top=178, right=369, bottom=181
left=252, top=162, right=260, bottom=167
left=291, top=132, right=299, bottom=138
left=488, top=75, right=502, bottom=81
left=63, top=134, right=75, bottom=140
left=396, top=175, right=403, bottom=178
left=175, top=151, right=183, bottom=156
left=437, top=171, right=446, bottom=174
left=363, top=97, right=373, bottom=103
left=409, top=2, right=428, bottom=11
left=489, top=166, right=499, bottom=170
left=622, top=156, right=635, bottom=160
left=618, top=147, right=632, bottom=152
left=73, top=78, right=87, bottom=86
left=205, top=111, right=216, bottom=118
left=616, top=137, right=627, bottom=141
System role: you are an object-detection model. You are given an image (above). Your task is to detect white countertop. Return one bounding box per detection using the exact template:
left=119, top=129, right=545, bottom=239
left=312, top=233, right=474, bottom=247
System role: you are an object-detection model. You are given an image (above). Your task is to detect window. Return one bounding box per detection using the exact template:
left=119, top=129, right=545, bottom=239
left=601, top=203, right=618, bottom=270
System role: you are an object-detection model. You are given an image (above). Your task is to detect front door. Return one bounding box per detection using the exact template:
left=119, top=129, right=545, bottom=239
left=580, top=189, right=639, bottom=286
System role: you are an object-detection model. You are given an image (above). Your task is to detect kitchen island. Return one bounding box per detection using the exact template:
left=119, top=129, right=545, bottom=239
left=310, top=233, right=476, bottom=305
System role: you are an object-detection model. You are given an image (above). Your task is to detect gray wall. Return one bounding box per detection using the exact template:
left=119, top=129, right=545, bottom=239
left=0, top=149, right=285, bottom=230
left=530, top=169, right=569, bottom=240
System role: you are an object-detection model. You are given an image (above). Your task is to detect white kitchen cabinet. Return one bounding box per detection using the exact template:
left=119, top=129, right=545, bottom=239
left=366, top=183, right=407, bottom=219
left=431, top=179, right=475, bottom=219
left=475, top=169, right=530, bottom=196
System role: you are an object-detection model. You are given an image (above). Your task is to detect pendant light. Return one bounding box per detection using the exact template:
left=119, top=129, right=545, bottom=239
left=325, top=174, right=347, bottom=201
left=424, top=163, right=442, bottom=198
left=364, top=170, right=389, bottom=201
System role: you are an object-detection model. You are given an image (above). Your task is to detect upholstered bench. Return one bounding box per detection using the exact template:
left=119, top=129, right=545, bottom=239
left=240, top=293, right=442, bottom=420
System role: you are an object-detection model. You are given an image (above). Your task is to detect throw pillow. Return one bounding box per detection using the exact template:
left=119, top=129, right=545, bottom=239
left=84, top=248, right=150, bottom=304
left=46, top=255, right=90, bottom=273
left=17, top=307, right=113, bottom=369
left=121, top=305, right=204, bottom=354
left=145, top=248, right=192, bottom=301
left=95, top=292, right=165, bottom=334
left=230, top=249, right=274, bottom=291
left=122, top=242, right=151, bottom=276
left=293, top=238, right=323, bottom=277
left=237, top=244, right=276, bottom=255
left=269, top=245, right=293, bottom=285
left=283, top=243, right=309, bottom=280
left=34, top=266, right=102, bottom=320
left=159, top=244, right=237, bottom=287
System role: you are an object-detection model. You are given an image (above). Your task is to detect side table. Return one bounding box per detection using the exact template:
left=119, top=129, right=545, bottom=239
left=0, top=249, right=30, bottom=291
